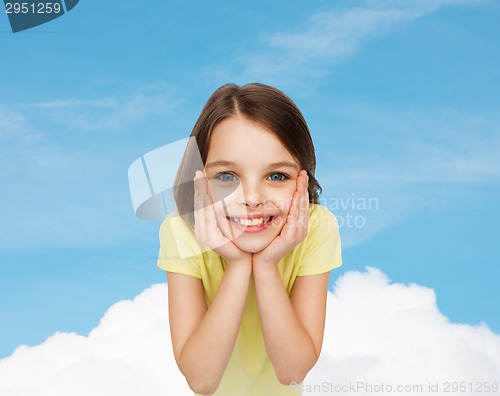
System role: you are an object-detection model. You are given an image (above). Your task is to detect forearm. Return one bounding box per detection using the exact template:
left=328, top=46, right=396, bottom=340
left=179, top=264, right=252, bottom=394
left=253, top=264, right=318, bottom=385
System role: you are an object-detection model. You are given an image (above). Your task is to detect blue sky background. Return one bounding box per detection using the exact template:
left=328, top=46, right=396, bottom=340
left=1, top=0, right=499, bottom=359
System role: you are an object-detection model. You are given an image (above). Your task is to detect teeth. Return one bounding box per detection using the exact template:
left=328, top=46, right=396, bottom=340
left=230, top=216, right=272, bottom=226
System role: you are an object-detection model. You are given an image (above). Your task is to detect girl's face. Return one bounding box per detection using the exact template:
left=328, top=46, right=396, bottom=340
left=204, top=116, right=301, bottom=254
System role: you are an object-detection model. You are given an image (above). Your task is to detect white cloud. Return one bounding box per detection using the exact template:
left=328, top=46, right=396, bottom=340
left=365, top=0, right=486, bottom=14
left=0, top=138, right=148, bottom=250
left=1, top=268, right=498, bottom=395
left=330, top=108, right=500, bottom=184
left=0, top=284, right=189, bottom=396
left=0, top=89, right=179, bottom=250
left=309, top=267, right=500, bottom=394
left=26, top=93, right=177, bottom=133
left=317, top=106, right=500, bottom=248
left=212, top=0, right=486, bottom=84
left=201, top=0, right=494, bottom=248
left=0, top=105, right=41, bottom=144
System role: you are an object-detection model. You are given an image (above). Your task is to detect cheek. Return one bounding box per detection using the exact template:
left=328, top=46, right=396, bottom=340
left=211, top=183, right=241, bottom=204
left=206, top=179, right=242, bottom=206
left=274, top=187, right=296, bottom=214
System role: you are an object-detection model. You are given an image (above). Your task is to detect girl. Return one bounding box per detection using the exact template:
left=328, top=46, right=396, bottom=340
left=157, top=83, right=342, bottom=396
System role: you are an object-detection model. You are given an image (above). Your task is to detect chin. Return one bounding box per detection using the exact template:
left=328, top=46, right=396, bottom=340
left=233, top=238, right=271, bottom=254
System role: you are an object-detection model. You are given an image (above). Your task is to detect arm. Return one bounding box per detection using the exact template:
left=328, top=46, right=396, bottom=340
left=252, top=268, right=330, bottom=384
left=167, top=171, right=253, bottom=394
left=252, top=170, right=329, bottom=383
left=167, top=265, right=252, bottom=395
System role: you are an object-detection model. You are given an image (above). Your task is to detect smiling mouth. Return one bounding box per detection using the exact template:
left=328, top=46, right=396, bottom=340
left=228, top=216, right=274, bottom=226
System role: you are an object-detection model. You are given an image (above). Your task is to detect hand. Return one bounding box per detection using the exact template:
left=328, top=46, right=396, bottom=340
left=193, top=171, right=252, bottom=268
left=253, top=170, right=310, bottom=272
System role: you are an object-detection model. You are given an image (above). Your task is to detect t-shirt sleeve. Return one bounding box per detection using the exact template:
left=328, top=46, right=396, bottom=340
left=296, top=205, right=342, bottom=276
left=156, top=214, right=203, bottom=279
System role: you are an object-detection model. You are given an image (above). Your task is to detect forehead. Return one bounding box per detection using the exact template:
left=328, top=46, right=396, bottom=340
left=206, top=116, right=298, bottom=166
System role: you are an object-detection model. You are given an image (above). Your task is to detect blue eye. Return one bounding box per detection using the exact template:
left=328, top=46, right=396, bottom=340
left=215, top=173, right=237, bottom=182
left=268, top=173, right=287, bottom=182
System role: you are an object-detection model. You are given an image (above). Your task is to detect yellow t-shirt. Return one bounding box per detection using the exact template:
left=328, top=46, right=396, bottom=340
left=157, top=203, right=342, bottom=396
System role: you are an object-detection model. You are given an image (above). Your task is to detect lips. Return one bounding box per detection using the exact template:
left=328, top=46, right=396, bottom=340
left=226, top=214, right=277, bottom=232
left=228, top=216, right=272, bottom=226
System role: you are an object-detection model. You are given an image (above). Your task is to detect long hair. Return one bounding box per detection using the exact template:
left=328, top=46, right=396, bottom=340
left=174, top=83, right=322, bottom=227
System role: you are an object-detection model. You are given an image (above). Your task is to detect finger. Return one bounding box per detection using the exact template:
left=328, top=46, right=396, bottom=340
left=298, top=195, right=309, bottom=232
left=198, top=173, right=218, bottom=225
left=289, top=171, right=308, bottom=236
left=285, top=190, right=300, bottom=232
left=197, top=172, right=227, bottom=248
left=194, top=171, right=218, bottom=239
left=193, top=171, right=207, bottom=238
left=280, top=171, right=308, bottom=237
left=195, top=171, right=215, bottom=213
left=296, top=171, right=307, bottom=210
left=285, top=171, right=305, bottom=225
left=293, top=170, right=308, bottom=215
left=299, top=170, right=308, bottom=194
left=300, top=171, right=309, bottom=209
left=203, top=190, right=218, bottom=226
left=193, top=171, right=208, bottom=209
left=299, top=171, right=310, bottom=229
left=195, top=170, right=210, bottom=204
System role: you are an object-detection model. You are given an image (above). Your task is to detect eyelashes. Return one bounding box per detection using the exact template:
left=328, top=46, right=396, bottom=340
left=214, top=172, right=238, bottom=182
left=267, top=173, right=288, bottom=182
left=212, top=172, right=290, bottom=182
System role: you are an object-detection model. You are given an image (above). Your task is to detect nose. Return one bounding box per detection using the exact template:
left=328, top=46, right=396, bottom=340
left=239, top=181, right=263, bottom=208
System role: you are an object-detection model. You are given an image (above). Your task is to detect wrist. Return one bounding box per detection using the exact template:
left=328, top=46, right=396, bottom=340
left=252, top=258, right=280, bottom=277
left=225, top=258, right=253, bottom=274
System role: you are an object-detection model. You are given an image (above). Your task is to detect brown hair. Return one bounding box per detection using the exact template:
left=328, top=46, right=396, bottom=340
left=174, top=83, right=322, bottom=226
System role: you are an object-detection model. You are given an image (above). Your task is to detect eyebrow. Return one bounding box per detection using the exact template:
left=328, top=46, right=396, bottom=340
left=205, top=160, right=300, bottom=171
